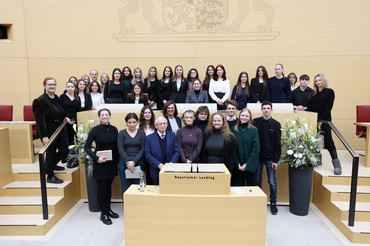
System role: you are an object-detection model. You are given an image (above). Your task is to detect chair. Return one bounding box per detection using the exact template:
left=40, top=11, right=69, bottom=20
left=356, top=105, right=370, bottom=138
left=23, top=105, right=37, bottom=139
left=0, top=105, right=13, bottom=121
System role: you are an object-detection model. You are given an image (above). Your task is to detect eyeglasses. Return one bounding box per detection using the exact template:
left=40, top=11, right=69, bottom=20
left=46, top=84, right=56, bottom=87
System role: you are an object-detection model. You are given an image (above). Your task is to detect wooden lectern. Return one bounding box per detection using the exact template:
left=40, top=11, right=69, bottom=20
left=124, top=163, right=267, bottom=246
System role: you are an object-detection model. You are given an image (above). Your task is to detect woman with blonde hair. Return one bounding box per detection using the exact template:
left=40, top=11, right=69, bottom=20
left=308, top=74, right=341, bottom=175
left=231, top=108, right=260, bottom=186
left=131, top=67, right=147, bottom=93
left=201, top=112, right=237, bottom=173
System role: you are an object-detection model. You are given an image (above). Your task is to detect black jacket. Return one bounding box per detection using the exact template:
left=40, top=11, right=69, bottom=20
left=201, top=132, right=237, bottom=173
left=32, top=93, right=66, bottom=139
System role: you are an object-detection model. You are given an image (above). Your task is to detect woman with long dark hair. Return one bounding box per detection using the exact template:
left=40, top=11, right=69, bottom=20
left=145, top=66, right=160, bottom=109
left=104, top=68, right=125, bottom=103
left=126, top=83, right=148, bottom=106
left=186, top=68, right=199, bottom=92
left=60, top=81, right=80, bottom=145
left=163, top=100, right=181, bottom=134
left=122, top=66, right=133, bottom=102
left=157, top=66, right=173, bottom=110
left=117, top=113, right=146, bottom=195
left=308, top=74, right=342, bottom=175
left=202, top=65, right=214, bottom=92
left=250, top=65, right=268, bottom=103
left=209, top=64, right=230, bottom=110
left=139, top=105, right=155, bottom=136
left=89, top=81, right=105, bottom=110
left=231, top=71, right=250, bottom=109
left=77, top=79, right=92, bottom=111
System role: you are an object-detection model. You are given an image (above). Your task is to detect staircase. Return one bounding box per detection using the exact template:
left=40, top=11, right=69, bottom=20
left=0, top=161, right=81, bottom=236
left=313, top=151, right=370, bottom=244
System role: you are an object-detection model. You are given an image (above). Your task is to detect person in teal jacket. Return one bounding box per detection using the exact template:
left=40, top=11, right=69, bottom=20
left=231, top=108, right=260, bottom=186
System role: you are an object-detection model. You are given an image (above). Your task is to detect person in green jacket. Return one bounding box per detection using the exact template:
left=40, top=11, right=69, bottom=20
left=231, top=108, right=260, bottom=186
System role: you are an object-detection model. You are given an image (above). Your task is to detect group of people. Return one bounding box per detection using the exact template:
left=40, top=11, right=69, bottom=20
left=32, top=65, right=342, bottom=225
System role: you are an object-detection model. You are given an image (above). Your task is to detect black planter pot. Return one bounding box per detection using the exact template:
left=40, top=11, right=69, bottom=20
left=289, top=165, right=314, bottom=216
left=84, top=164, right=100, bottom=212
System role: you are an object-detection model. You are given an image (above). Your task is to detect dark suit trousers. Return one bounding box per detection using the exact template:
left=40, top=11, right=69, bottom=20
left=96, top=177, right=114, bottom=212
left=44, top=130, right=69, bottom=176
left=231, top=169, right=256, bottom=186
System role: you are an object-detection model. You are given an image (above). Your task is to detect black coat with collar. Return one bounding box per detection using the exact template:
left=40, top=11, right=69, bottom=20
left=169, top=79, right=188, bottom=103
left=32, top=93, right=66, bottom=139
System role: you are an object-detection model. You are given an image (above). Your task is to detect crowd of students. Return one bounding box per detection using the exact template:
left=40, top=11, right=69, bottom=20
left=33, top=64, right=342, bottom=225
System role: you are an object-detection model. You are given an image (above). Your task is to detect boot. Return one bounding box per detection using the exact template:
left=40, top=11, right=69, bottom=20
left=332, top=159, right=342, bottom=175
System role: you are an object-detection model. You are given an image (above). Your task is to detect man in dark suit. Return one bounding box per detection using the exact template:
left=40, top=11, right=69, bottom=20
left=145, top=116, right=180, bottom=185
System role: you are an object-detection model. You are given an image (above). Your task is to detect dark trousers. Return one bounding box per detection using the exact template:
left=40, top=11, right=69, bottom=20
left=65, top=123, right=75, bottom=146
left=96, top=177, right=114, bottom=212
left=231, top=169, right=256, bottom=186
left=44, top=130, right=69, bottom=177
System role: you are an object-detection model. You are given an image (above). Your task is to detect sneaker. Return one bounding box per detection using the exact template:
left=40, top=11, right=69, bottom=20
left=271, top=204, right=278, bottom=215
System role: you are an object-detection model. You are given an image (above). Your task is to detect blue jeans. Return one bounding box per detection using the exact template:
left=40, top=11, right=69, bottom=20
left=118, top=156, right=143, bottom=196
left=256, top=160, right=277, bottom=204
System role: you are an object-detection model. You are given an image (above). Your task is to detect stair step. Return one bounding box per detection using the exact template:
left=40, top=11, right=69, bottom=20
left=333, top=201, right=370, bottom=221
left=341, top=221, right=370, bottom=244
left=13, top=172, right=73, bottom=181
left=322, top=175, right=370, bottom=186
left=1, top=181, right=71, bottom=196
left=324, top=184, right=370, bottom=202
left=0, top=214, right=54, bottom=226
left=0, top=196, right=62, bottom=214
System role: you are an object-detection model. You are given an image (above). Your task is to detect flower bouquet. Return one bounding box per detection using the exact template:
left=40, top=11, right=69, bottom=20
left=279, top=117, right=321, bottom=168
left=67, top=120, right=97, bottom=177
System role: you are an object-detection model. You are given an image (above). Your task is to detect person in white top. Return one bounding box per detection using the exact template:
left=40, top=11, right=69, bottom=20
left=209, top=64, right=230, bottom=110
left=89, top=81, right=105, bottom=110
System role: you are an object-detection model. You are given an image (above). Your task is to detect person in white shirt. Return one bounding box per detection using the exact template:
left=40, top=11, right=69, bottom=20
left=209, top=64, right=230, bottom=110
left=89, top=81, right=105, bottom=110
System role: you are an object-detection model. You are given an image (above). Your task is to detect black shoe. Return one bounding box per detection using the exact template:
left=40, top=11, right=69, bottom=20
left=271, top=204, right=278, bottom=215
left=100, top=212, right=112, bottom=225
left=54, top=165, right=65, bottom=171
left=47, top=176, right=63, bottom=184
left=107, top=209, right=119, bottom=219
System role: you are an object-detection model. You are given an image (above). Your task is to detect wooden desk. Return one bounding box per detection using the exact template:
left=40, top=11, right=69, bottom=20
left=124, top=185, right=267, bottom=246
left=354, top=122, right=370, bottom=167
left=0, top=121, right=35, bottom=164
left=0, top=128, right=13, bottom=187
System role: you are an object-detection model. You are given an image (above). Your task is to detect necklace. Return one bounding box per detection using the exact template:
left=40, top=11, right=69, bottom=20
left=186, top=126, right=194, bottom=137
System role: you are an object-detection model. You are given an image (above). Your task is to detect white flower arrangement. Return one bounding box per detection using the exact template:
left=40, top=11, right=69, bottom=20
left=68, top=120, right=97, bottom=177
left=279, top=117, right=322, bottom=168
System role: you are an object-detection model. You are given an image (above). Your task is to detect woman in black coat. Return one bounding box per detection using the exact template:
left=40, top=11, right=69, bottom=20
left=249, top=65, right=268, bottom=103
left=84, top=108, right=119, bottom=225
left=201, top=112, right=237, bottom=174
left=308, top=74, right=342, bottom=175
left=32, top=77, right=68, bottom=184
left=77, top=79, right=92, bottom=111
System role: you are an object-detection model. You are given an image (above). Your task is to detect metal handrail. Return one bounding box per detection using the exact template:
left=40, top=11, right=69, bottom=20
left=322, top=121, right=359, bottom=227
left=38, top=120, right=67, bottom=220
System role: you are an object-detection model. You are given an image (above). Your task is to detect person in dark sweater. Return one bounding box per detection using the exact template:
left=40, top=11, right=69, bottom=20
left=225, top=100, right=238, bottom=130
left=121, top=66, right=133, bottom=103
left=60, top=81, right=80, bottom=145
left=157, top=66, right=173, bottom=110
left=265, top=64, right=292, bottom=103
left=145, top=66, right=160, bottom=109
left=253, top=101, right=281, bottom=215
left=201, top=113, right=237, bottom=174
left=250, top=65, right=268, bottom=103
left=308, top=74, right=341, bottom=175
left=77, top=79, right=92, bottom=111
left=104, top=68, right=125, bottom=103
left=117, top=113, right=146, bottom=196
left=231, top=108, right=260, bottom=186
left=231, top=71, right=250, bottom=109
left=176, top=110, right=203, bottom=163
left=195, top=105, right=209, bottom=133
left=291, top=74, right=314, bottom=111
left=84, top=108, right=119, bottom=225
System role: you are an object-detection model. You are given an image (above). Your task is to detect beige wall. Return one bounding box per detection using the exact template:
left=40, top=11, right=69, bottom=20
left=1, top=0, right=370, bottom=149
